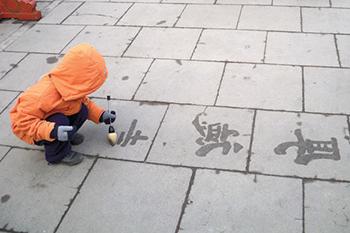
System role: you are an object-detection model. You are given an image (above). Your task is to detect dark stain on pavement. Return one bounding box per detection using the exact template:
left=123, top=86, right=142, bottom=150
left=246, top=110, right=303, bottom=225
left=46, top=56, right=58, bottom=64
left=1, top=194, right=10, bottom=203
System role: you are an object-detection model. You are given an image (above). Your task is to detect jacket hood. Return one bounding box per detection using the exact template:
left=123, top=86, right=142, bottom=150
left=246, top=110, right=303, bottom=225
left=49, top=43, right=107, bottom=101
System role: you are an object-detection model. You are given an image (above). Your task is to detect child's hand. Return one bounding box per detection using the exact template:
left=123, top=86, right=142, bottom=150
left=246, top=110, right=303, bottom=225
left=51, top=125, right=77, bottom=141
left=100, top=111, right=116, bottom=124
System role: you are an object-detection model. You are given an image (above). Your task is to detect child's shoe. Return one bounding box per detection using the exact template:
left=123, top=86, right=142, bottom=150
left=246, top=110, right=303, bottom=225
left=71, top=133, right=84, bottom=145
left=61, top=151, right=84, bottom=166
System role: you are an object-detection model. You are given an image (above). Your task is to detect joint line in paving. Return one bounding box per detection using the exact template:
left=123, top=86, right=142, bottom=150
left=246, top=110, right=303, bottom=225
left=0, top=52, right=29, bottom=81
left=0, top=146, right=13, bottom=163
left=120, top=26, right=143, bottom=57
left=175, top=168, right=196, bottom=233
left=302, top=179, right=305, bottom=233
left=301, top=66, right=305, bottom=112
left=214, top=62, right=227, bottom=105
left=262, top=31, right=268, bottom=63
left=333, top=34, right=342, bottom=67
left=189, top=28, right=204, bottom=60
left=58, top=25, right=87, bottom=55
left=59, top=1, right=85, bottom=25
left=53, top=156, right=99, bottom=233
left=143, top=104, right=170, bottom=162
left=131, top=58, right=156, bottom=100
left=235, top=5, right=243, bottom=29
left=173, top=4, right=188, bottom=27
left=329, top=0, right=332, bottom=7
left=115, top=2, right=135, bottom=26
left=245, top=110, right=257, bottom=172
left=347, top=116, right=350, bottom=142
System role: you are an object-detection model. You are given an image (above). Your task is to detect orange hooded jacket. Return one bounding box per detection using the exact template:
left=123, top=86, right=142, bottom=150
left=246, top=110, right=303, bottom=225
left=10, top=43, right=108, bottom=145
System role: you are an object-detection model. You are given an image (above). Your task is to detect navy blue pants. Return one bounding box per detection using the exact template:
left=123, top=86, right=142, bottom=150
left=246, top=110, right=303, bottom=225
left=37, top=104, right=88, bottom=163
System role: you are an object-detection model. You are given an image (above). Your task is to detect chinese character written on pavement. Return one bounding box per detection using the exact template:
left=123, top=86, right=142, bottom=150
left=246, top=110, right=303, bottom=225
left=192, top=112, right=243, bottom=157
left=117, top=119, right=148, bottom=147
left=274, top=129, right=340, bottom=165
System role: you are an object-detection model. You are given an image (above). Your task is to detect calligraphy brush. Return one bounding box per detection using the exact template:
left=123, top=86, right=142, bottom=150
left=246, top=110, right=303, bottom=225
left=107, top=95, right=117, bottom=146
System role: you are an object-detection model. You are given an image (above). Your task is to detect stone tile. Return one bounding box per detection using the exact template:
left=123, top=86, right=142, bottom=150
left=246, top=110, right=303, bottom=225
left=163, top=0, right=214, bottom=4
left=337, top=35, right=350, bottom=67
left=332, top=0, right=350, bottom=7
left=92, top=57, right=153, bottom=99
left=125, top=28, right=201, bottom=59
left=148, top=105, right=254, bottom=170
left=176, top=5, right=240, bottom=29
left=304, top=67, right=350, bottom=114
left=0, top=23, right=22, bottom=43
left=63, top=2, right=131, bottom=25
left=39, top=2, right=82, bottom=24
left=238, top=6, right=300, bottom=31
left=250, top=111, right=350, bottom=180
left=274, top=0, right=330, bottom=6
left=135, top=60, right=224, bottom=105
left=305, top=181, right=350, bottom=233
left=0, top=53, right=61, bottom=91
left=265, top=32, right=339, bottom=66
left=74, top=99, right=167, bottom=161
left=217, top=0, right=271, bottom=5
left=216, top=63, right=302, bottom=111
left=179, top=170, right=302, bottom=233
left=5, top=25, right=83, bottom=53
left=303, top=8, right=350, bottom=34
left=118, top=3, right=184, bottom=27
left=63, top=26, right=140, bottom=56
left=0, top=146, right=10, bottom=161
left=57, top=160, right=191, bottom=233
left=0, top=52, right=26, bottom=79
left=193, top=30, right=266, bottom=62
left=0, top=148, right=93, bottom=233
left=0, top=91, right=18, bottom=114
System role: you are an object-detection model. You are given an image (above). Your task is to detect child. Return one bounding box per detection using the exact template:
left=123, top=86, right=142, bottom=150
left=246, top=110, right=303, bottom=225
left=10, top=43, right=116, bottom=166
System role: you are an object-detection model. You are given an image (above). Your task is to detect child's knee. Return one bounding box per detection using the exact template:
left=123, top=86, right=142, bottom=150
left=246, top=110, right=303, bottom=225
left=46, top=113, right=70, bottom=126
left=81, top=104, right=89, bottom=119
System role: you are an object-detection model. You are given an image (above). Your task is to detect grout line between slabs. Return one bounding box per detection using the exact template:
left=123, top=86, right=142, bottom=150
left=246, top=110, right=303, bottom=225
left=302, top=66, right=305, bottom=112
left=53, top=156, right=99, bottom=233
left=245, top=110, right=257, bottom=172
left=213, top=62, right=227, bottom=105
left=173, top=4, right=188, bottom=27
left=58, top=25, right=87, bottom=55
left=131, top=58, right=156, bottom=100
left=262, top=31, right=268, bottom=63
left=302, top=179, right=306, bottom=233
left=114, top=2, right=135, bottom=26
left=300, top=7, right=303, bottom=32
left=143, top=104, right=170, bottom=162
left=0, top=92, right=21, bottom=115
left=0, top=147, right=13, bottom=163
left=175, top=168, right=196, bottom=233
left=334, top=34, right=342, bottom=67
left=0, top=53, right=29, bottom=81
left=120, top=26, right=143, bottom=57
left=189, top=28, right=204, bottom=60
left=59, top=1, right=85, bottom=25
left=235, top=5, right=243, bottom=29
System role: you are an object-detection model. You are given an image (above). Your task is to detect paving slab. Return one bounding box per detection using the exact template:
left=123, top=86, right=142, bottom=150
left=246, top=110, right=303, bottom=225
left=0, top=146, right=10, bottom=161
left=217, top=0, right=271, bottom=5
left=57, top=160, right=191, bottom=233
left=250, top=111, right=350, bottom=180
left=304, top=67, right=350, bottom=114
left=273, top=0, right=330, bottom=6
left=238, top=6, right=301, bottom=31
left=63, top=2, right=131, bottom=25
left=118, top=3, right=184, bottom=27
left=332, top=0, right=350, bottom=7
left=216, top=63, right=302, bottom=111
left=303, top=8, right=350, bottom=34
left=63, top=26, right=140, bottom=56
left=0, top=91, right=18, bottom=114
left=0, top=52, right=26, bottom=79
left=135, top=59, right=224, bottom=105
left=0, top=53, right=61, bottom=91
left=336, top=35, right=350, bottom=67
left=176, top=5, right=241, bottom=29
left=148, top=105, right=254, bottom=170
left=193, top=29, right=266, bottom=62
left=92, top=57, right=153, bottom=99
left=163, top=0, right=214, bottom=4
left=265, top=32, right=339, bottom=66
left=0, top=148, right=93, bottom=233
left=179, top=170, right=302, bottom=233
left=74, top=99, right=167, bottom=161
left=125, top=28, right=201, bottom=59
left=39, top=1, right=82, bottom=24
left=5, top=24, right=83, bottom=53
left=305, top=181, right=350, bottom=233
left=0, top=23, right=22, bottom=44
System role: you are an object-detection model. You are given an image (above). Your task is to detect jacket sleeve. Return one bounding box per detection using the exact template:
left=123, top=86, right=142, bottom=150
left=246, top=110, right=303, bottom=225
left=82, top=97, right=104, bottom=124
left=10, top=98, right=55, bottom=144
